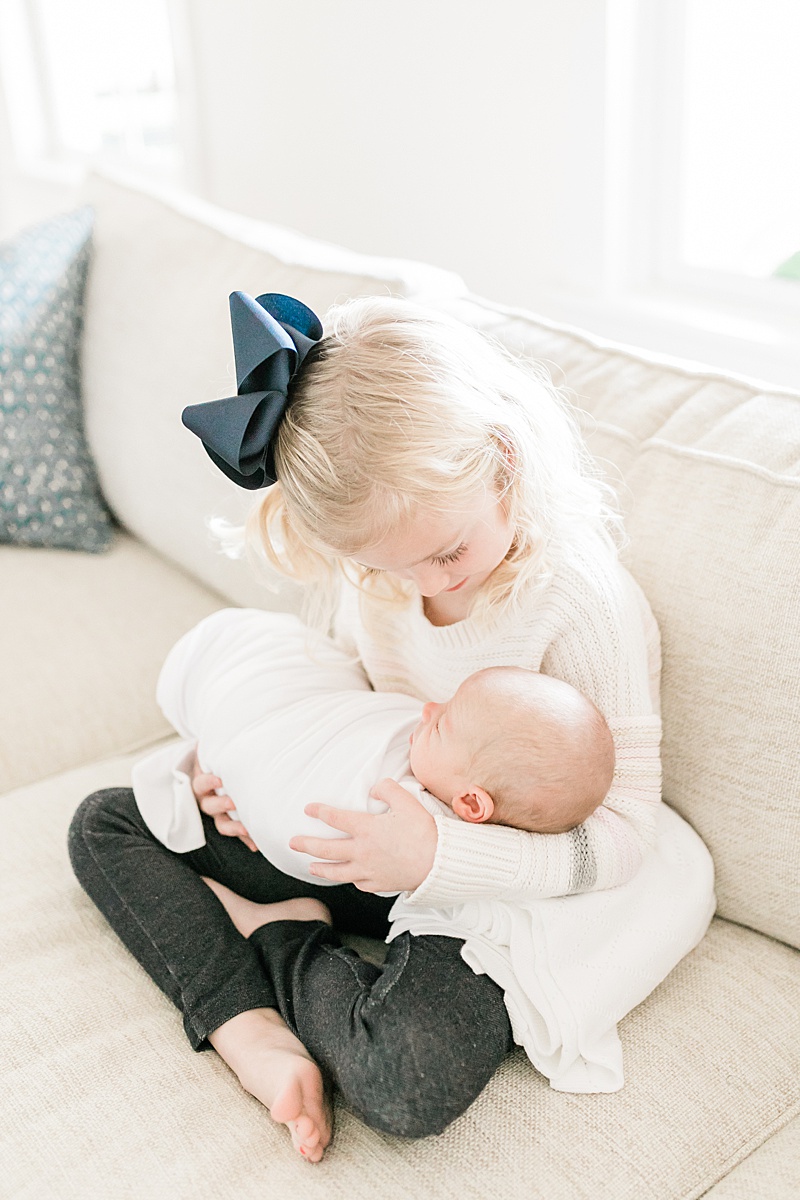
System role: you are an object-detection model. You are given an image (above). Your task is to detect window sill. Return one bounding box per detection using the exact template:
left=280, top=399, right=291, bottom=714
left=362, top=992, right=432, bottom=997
left=526, top=287, right=800, bottom=393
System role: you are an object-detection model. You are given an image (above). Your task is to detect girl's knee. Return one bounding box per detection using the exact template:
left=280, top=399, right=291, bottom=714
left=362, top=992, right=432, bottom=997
left=340, top=1039, right=488, bottom=1139
left=69, top=787, right=130, bottom=834
left=67, top=788, right=138, bottom=869
left=353, top=1077, right=469, bottom=1140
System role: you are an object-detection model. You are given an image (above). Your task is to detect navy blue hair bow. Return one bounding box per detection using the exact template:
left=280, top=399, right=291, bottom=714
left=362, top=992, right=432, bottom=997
left=182, top=291, right=324, bottom=489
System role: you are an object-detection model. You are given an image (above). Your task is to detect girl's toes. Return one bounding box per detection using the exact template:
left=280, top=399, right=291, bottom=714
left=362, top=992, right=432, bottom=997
left=298, top=1141, right=324, bottom=1163
left=289, top=1115, right=321, bottom=1154
left=292, top=1114, right=317, bottom=1143
left=288, top=1114, right=324, bottom=1162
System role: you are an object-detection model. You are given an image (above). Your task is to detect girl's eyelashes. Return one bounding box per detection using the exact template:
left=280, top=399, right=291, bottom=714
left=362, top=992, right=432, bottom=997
left=432, top=542, right=468, bottom=566
left=358, top=543, right=467, bottom=573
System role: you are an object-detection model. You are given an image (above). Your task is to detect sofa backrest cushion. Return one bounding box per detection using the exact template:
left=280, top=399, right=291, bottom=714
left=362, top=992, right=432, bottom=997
left=439, top=294, right=800, bottom=952
left=79, top=170, right=464, bottom=609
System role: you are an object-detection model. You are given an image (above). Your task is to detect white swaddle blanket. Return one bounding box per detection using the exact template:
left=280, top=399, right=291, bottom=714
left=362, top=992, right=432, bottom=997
left=133, top=608, right=422, bottom=880
left=132, top=607, right=716, bottom=1094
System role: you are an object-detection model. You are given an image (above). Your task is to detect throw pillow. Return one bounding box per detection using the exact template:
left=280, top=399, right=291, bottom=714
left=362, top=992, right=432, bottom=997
left=0, top=206, right=114, bottom=551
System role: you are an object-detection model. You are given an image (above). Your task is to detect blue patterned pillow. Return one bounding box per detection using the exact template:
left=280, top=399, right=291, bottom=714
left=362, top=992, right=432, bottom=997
left=0, top=207, right=114, bottom=551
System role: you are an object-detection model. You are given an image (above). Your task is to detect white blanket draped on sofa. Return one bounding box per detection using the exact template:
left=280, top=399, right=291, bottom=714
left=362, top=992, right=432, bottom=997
left=391, top=798, right=715, bottom=1093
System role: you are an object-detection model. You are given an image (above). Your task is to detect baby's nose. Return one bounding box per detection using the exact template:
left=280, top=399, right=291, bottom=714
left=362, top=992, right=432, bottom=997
left=421, top=701, right=437, bottom=722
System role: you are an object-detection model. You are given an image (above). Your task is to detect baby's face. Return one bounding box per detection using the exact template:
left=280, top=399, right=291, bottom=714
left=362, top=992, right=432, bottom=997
left=408, top=681, right=476, bottom=804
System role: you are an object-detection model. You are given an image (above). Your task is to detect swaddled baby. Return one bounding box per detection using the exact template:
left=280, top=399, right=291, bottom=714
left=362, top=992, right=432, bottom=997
left=133, top=607, right=715, bottom=1095
left=133, top=608, right=614, bottom=884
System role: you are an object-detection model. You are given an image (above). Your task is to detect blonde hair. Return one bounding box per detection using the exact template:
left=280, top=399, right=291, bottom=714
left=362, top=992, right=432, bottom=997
left=462, top=668, right=616, bottom=835
left=245, top=296, right=622, bottom=631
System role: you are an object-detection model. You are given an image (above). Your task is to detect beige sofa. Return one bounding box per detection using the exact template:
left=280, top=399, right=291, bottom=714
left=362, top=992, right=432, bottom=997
left=2, top=171, right=798, bottom=1200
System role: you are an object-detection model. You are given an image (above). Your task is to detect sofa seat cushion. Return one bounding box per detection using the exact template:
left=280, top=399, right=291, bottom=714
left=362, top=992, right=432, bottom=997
left=703, top=1115, right=800, bottom=1199
left=0, top=533, right=225, bottom=793
left=2, top=754, right=799, bottom=1199
left=437, top=294, right=800, bottom=953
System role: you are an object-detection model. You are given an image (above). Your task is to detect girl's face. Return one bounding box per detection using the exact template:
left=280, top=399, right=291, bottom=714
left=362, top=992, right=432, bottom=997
left=354, top=488, right=514, bottom=599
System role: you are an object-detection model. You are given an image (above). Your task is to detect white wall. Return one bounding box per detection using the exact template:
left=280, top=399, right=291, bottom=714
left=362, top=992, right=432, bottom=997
left=0, top=81, right=82, bottom=235
left=1, top=0, right=797, bottom=386
left=180, top=0, right=609, bottom=309
left=0, top=0, right=609, bottom=306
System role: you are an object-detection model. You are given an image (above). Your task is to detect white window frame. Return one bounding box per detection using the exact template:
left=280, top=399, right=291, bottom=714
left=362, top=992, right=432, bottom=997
left=583, top=0, right=800, bottom=389
left=634, top=0, right=799, bottom=311
left=0, top=0, right=203, bottom=191
left=606, top=0, right=800, bottom=309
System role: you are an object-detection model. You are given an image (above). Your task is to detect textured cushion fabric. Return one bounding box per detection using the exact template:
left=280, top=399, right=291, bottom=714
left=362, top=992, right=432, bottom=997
left=1, top=752, right=799, bottom=1199
left=78, top=170, right=466, bottom=609
left=436, top=294, right=800, bottom=952
left=0, top=207, right=114, bottom=552
left=0, top=533, right=225, bottom=794
left=704, top=1116, right=800, bottom=1199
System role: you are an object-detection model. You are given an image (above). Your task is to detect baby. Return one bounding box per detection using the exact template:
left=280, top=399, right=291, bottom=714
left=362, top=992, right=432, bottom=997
left=408, top=665, right=614, bottom=835
left=132, top=609, right=614, bottom=884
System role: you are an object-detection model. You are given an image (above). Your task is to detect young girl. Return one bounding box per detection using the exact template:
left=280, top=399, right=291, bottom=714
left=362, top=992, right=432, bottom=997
left=68, top=295, right=662, bottom=1164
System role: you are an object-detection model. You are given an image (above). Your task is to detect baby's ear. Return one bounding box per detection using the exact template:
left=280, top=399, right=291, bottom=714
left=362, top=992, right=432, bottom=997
left=452, top=787, right=494, bottom=824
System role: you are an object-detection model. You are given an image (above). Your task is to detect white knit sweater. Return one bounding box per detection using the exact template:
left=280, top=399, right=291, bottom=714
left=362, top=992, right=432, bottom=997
left=336, top=535, right=663, bottom=906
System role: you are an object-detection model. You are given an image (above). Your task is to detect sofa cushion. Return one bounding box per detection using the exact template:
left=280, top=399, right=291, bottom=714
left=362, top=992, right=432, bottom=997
left=437, top=295, right=800, bottom=953
left=0, top=206, right=114, bottom=552
left=0, top=533, right=224, bottom=794
left=703, top=1115, right=800, bottom=1199
left=78, top=170, right=465, bottom=610
left=2, top=752, right=799, bottom=1199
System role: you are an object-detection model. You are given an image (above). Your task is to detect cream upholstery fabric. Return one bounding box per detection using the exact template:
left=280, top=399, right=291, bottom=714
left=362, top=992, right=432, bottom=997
left=79, top=171, right=464, bottom=610
left=4, top=184, right=798, bottom=1193
left=438, top=296, right=800, bottom=952
left=2, top=752, right=798, bottom=1200
left=704, top=1116, right=800, bottom=1199
left=0, top=533, right=224, bottom=794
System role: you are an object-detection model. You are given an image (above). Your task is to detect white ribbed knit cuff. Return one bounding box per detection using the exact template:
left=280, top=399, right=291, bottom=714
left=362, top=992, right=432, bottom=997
left=403, top=810, right=532, bottom=908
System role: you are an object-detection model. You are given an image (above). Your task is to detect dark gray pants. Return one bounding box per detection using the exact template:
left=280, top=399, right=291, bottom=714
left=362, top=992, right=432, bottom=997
left=67, top=788, right=513, bottom=1138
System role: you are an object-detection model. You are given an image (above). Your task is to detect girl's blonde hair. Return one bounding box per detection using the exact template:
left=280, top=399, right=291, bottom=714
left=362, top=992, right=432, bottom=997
left=245, top=296, right=622, bottom=632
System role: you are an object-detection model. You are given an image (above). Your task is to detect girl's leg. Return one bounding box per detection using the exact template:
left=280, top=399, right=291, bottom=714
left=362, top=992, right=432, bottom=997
left=209, top=888, right=514, bottom=1139
left=67, top=788, right=394, bottom=1047
left=69, top=789, right=511, bottom=1141
left=67, top=787, right=394, bottom=1160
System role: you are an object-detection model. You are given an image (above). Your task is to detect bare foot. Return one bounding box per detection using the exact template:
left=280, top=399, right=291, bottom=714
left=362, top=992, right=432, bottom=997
left=209, top=1007, right=333, bottom=1162
left=200, top=876, right=332, bottom=938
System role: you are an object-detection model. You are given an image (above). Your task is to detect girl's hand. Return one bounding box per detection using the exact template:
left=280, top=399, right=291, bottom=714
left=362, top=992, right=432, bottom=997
left=189, top=751, right=258, bottom=852
left=289, top=779, right=438, bottom=893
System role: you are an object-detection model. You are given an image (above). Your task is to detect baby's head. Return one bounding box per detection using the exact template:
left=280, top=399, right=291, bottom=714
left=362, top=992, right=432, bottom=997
left=408, top=667, right=615, bottom=834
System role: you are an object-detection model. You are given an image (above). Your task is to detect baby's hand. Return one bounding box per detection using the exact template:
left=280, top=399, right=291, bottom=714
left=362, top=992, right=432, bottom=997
left=190, top=754, right=258, bottom=852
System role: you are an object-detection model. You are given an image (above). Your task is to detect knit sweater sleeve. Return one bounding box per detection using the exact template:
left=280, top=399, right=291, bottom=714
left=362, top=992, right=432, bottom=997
left=403, top=553, right=663, bottom=906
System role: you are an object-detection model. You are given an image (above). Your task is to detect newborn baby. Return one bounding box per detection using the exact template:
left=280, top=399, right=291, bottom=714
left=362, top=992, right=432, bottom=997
left=408, top=665, right=614, bottom=835
left=132, top=608, right=614, bottom=885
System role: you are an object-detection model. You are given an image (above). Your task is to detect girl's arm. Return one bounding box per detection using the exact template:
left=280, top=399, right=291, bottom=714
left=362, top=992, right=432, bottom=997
left=294, top=555, right=662, bottom=902
left=305, top=706, right=660, bottom=901
left=399, top=714, right=661, bottom=906
left=402, top=560, right=663, bottom=906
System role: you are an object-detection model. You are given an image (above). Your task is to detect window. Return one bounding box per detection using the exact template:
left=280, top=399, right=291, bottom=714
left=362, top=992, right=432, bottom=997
left=583, top=0, right=800, bottom=388
left=644, top=0, right=800, bottom=308
left=672, top=0, right=800, bottom=287
left=0, top=0, right=183, bottom=181
left=610, top=0, right=800, bottom=307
